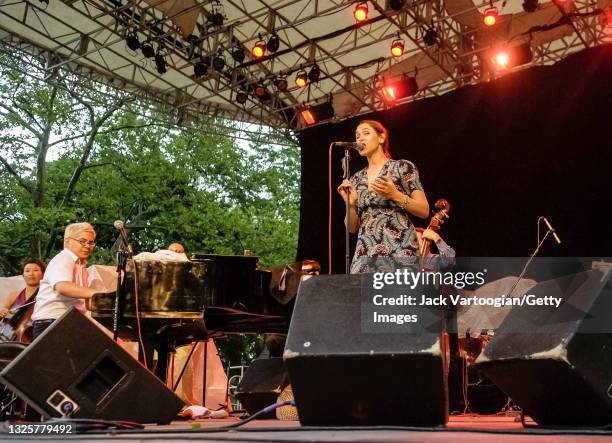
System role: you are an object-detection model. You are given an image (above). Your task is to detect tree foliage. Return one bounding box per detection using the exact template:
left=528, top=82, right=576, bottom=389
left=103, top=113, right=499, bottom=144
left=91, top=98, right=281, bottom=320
left=0, top=48, right=300, bottom=275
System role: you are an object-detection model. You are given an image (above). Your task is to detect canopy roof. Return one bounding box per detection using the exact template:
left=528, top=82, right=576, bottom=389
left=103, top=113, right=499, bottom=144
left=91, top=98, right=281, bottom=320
left=1, top=0, right=610, bottom=131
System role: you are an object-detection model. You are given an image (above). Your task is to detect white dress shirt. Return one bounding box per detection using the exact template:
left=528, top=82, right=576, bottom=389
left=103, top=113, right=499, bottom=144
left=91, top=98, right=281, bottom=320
left=31, top=248, right=88, bottom=321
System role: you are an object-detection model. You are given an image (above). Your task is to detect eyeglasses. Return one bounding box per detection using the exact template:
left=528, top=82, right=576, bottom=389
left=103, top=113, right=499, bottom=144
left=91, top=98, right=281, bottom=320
left=69, top=237, right=96, bottom=247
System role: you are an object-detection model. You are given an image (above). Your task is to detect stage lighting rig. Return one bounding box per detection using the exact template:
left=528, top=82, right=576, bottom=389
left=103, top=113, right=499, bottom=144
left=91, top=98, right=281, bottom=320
left=126, top=31, right=140, bottom=51
left=212, top=53, right=225, bottom=71
left=354, top=3, right=368, bottom=22
left=209, top=1, right=225, bottom=26
left=380, top=76, right=418, bottom=102
left=236, top=92, right=248, bottom=104
left=300, top=101, right=334, bottom=125
left=231, top=47, right=245, bottom=63
left=252, top=36, right=266, bottom=59
left=194, top=57, right=209, bottom=77
left=308, top=64, right=321, bottom=83
left=274, top=76, right=288, bottom=91
left=267, top=34, right=280, bottom=53
left=423, top=27, right=438, bottom=46
left=141, top=40, right=155, bottom=58
left=483, top=7, right=498, bottom=26
left=295, top=70, right=308, bottom=88
left=155, top=51, right=167, bottom=74
left=491, top=44, right=533, bottom=70
left=391, top=38, right=404, bottom=57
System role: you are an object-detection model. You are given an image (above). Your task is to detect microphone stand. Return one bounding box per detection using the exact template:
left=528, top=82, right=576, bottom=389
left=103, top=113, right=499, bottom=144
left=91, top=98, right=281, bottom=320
left=113, top=242, right=132, bottom=342
left=507, top=228, right=553, bottom=299
left=343, top=148, right=352, bottom=274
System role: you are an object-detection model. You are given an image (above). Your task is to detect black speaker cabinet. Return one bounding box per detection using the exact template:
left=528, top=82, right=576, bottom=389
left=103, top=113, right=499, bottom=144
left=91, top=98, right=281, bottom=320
left=235, top=357, right=289, bottom=418
left=283, top=274, right=448, bottom=426
left=476, top=270, right=612, bottom=426
left=0, top=308, right=184, bottom=424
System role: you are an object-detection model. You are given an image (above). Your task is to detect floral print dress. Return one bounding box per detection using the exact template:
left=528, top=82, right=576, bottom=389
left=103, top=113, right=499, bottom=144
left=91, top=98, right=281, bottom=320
left=349, top=159, right=424, bottom=274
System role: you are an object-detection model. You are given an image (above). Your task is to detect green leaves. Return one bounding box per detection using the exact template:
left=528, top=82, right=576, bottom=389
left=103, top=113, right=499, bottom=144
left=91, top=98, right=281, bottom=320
left=0, top=49, right=300, bottom=275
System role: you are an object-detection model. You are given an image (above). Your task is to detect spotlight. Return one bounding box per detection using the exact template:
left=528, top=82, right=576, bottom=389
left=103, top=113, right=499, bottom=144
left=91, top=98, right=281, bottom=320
left=231, top=47, right=245, bottom=63
left=209, top=1, right=225, bottom=26
left=126, top=31, right=140, bottom=51
left=274, top=76, right=288, bottom=91
left=194, top=58, right=209, bottom=77
left=267, top=34, right=280, bottom=53
left=252, top=39, right=266, bottom=59
left=308, top=64, right=321, bottom=83
left=38, top=0, right=49, bottom=5
left=141, top=41, right=155, bottom=58
left=236, top=92, right=248, bottom=104
left=300, top=101, right=334, bottom=126
left=254, top=83, right=266, bottom=97
left=492, top=51, right=510, bottom=70
left=301, top=109, right=315, bottom=125
left=212, top=54, right=225, bottom=71
left=491, top=44, right=533, bottom=71
left=380, top=76, right=418, bottom=102
left=295, top=70, right=308, bottom=88
left=391, top=38, right=404, bottom=57
left=210, top=11, right=224, bottom=26
left=155, top=52, right=167, bottom=74
left=254, top=82, right=271, bottom=101
left=483, top=8, right=498, bottom=26
left=522, top=0, right=538, bottom=12
left=389, top=0, right=406, bottom=11
left=354, top=3, right=368, bottom=22
left=423, top=28, right=438, bottom=46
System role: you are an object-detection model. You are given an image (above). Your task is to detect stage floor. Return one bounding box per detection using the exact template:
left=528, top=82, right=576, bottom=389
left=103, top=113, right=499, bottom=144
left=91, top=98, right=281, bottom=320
left=4, top=414, right=612, bottom=442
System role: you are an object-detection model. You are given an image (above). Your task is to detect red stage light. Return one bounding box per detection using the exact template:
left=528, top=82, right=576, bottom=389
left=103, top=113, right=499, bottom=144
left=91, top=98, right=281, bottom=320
left=391, top=39, right=404, bottom=57
left=483, top=8, right=498, bottom=26
left=490, top=44, right=533, bottom=71
left=354, top=3, right=368, bottom=22
left=255, top=84, right=266, bottom=97
left=382, top=85, right=397, bottom=101
left=380, top=76, right=418, bottom=102
left=252, top=40, right=266, bottom=59
left=492, top=50, right=510, bottom=70
left=301, top=109, right=316, bottom=125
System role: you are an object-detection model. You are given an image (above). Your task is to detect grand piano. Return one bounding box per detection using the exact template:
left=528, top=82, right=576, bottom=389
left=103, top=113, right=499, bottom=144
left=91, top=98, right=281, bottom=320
left=91, top=254, right=304, bottom=380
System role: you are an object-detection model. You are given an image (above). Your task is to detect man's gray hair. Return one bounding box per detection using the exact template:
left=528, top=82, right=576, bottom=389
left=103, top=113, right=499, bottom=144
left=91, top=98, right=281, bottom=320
left=64, top=222, right=96, bottom=239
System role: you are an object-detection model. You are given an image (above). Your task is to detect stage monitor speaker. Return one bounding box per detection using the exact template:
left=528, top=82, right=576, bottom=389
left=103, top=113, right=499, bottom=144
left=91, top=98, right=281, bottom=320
left=283, top=274, right=448, bottom=426
left=235, top=357, right=289, bottom=418
left=476, top=269, right=612, bottom=426
left=0, top=308, right=184, bottom=424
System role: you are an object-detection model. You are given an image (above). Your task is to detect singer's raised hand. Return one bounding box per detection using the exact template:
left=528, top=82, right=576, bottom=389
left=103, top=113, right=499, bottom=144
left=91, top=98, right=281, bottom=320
left=370, top=171, right=399, bottom=200
left=337, top=179, right=357, bottom=206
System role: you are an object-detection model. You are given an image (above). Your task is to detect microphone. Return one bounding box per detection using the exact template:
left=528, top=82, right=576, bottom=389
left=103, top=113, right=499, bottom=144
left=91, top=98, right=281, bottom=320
left=113, top=220, right=134, bottom=254
left=542, top=217, right=562, bottom=245
left=333, top=141, right=364, bottom=151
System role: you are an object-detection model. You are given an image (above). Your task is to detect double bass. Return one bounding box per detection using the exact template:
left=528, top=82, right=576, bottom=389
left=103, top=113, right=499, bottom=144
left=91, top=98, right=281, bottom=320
left=418, top=199, right=451, bottom=271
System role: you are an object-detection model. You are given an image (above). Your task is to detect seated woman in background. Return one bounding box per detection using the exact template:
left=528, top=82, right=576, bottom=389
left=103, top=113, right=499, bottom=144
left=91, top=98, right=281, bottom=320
left=0, top=259, right=46, bottom=342
left=0, top=259, right=46, bottom=319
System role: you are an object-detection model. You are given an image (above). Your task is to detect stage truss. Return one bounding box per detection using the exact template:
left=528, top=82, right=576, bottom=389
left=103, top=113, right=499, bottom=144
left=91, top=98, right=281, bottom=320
left=0, top=0, right=610, bottom=132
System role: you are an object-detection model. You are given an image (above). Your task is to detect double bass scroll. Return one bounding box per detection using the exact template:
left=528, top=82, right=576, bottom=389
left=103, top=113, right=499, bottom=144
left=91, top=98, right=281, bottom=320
left=418, top=199, right=451, bottom=272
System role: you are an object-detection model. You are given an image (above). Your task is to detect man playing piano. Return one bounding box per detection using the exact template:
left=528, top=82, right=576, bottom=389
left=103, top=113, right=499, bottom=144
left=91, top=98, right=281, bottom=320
left=31, top=222, right=98, bottom=339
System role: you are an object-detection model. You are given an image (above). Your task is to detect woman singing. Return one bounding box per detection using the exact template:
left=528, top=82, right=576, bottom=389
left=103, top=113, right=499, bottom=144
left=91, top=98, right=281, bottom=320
left=337, top=120, right=429, bottom=273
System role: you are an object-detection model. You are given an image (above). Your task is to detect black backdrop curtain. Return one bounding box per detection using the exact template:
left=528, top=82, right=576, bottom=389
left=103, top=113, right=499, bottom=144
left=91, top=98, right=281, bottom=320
left=296, top=44, right=612, bottom=274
